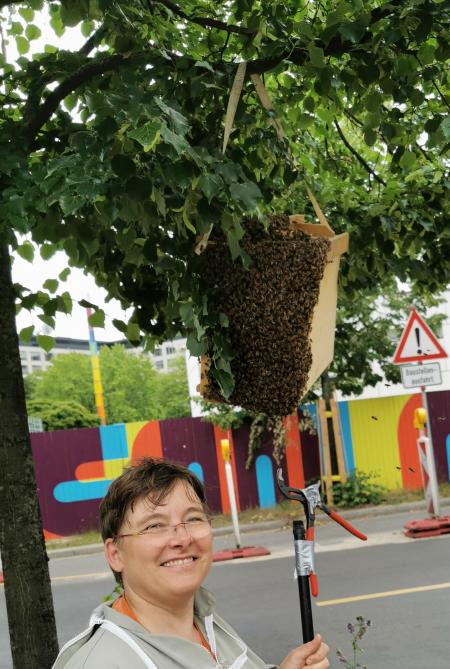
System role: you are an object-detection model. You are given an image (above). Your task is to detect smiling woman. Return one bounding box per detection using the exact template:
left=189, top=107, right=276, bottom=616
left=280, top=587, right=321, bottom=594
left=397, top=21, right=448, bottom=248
left=51, top=458, right=330, bottom=669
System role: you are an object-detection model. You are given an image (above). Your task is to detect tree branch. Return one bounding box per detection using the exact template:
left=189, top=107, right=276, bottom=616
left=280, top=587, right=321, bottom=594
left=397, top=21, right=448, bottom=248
left=24, top=53, right=136, bottom=144
left=334, top=119, right=386, bottom=186
left=78, top=25, right=107, bottom=56
left=151, top=0, right=255, bottom=37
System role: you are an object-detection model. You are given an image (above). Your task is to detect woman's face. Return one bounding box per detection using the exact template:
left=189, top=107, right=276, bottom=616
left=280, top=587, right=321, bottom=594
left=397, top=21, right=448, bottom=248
left=105, top=479, right=213, bottom=607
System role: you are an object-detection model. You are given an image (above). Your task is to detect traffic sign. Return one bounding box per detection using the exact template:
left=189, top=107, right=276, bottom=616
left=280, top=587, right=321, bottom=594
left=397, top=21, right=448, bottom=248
left=400, top=362, right=442, bottom=389
left=393, top=307, right=447, bottom=364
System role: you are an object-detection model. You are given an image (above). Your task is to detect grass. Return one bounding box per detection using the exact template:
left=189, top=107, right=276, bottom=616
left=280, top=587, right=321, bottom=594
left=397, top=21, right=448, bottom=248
left=45, top=482, right=450, bottom=551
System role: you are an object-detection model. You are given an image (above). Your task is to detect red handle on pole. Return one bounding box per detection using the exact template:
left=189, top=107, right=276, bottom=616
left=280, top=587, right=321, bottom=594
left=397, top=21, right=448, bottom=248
left=328, top=511, right=368, bottom=541
left=310, top=572, right=319, bottom=597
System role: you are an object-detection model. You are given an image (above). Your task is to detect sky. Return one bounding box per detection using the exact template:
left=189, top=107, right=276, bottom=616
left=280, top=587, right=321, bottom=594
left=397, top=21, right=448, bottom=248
left=6, top=6, right=129, bottom=341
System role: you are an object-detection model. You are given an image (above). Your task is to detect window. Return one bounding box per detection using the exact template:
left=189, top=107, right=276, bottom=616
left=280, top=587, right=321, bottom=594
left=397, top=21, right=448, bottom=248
left=154, top=360, right=164, bottom=370
left=45, top=352, right=53, bottom=361
left=31, top=352, right=42, bottom=361
left=166, top=346, right=176, bottom=355
left=153, top=348, right=162, bottom=356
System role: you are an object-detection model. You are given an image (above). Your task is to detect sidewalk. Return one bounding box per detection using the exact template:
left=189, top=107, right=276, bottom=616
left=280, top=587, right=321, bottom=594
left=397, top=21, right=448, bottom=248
left=46, top=496, right=450, bottom=560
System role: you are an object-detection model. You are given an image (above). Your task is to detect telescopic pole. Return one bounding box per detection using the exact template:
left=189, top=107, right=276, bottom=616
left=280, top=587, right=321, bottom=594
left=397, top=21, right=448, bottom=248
left=293, top=520, right=314, bottom=643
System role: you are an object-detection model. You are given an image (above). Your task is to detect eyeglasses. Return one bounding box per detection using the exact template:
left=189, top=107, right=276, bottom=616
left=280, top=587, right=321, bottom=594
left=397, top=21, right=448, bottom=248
left=116, top=514, right=212, bottom=542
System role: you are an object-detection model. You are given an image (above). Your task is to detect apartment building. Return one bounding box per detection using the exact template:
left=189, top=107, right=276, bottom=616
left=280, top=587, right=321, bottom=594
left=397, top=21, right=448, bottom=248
left=19, top=336, right=187, bottom=377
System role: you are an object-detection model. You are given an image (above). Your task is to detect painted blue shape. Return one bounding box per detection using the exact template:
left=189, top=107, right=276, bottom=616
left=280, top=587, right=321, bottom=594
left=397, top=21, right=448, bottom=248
left=54, top=479, right=112, bottom=503
left=188, top=462, right=204, bottom=484
left=446, top=434, right=450, bottom=482
left=338, top=401, right=355, bottom=474
left=99, top=423, right=128, bottom=461
left=255, top=455, right=276, bottom=508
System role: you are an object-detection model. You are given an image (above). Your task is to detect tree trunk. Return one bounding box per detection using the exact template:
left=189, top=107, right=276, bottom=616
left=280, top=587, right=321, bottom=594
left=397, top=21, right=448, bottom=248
left=0, top=242, right=59, bottom=668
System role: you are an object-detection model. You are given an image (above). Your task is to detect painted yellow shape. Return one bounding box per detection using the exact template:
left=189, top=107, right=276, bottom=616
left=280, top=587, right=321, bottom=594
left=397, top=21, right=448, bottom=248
left=104, top=458, right=129, bottom=480
left=125, top=421, right=149, bottom=453
left=348, top=396, right=406, bottom=489
left=316, top=582, right=450, bottom=606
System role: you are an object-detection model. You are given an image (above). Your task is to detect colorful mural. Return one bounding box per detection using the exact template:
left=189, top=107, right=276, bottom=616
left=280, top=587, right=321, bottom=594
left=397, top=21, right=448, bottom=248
left=30, top=390, right=450, bottom=538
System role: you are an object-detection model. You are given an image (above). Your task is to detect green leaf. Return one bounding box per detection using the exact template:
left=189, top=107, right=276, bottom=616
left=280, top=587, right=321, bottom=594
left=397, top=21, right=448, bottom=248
left=194, top=59, right=215, bottom=73
left=36, top=335, right=55, bottom=352
left=19, top=325, right=34, bottom=344
left=219, top=312, right=229, bottom=327
left=399, top=150, right=417, bottom=170
left=43, top=279, right=58, bottom=293
left=364, top=129, right=377, bottom=146
left=339, top=22, right=366, bottom=44
left=64, top=93, right=78, bottom=111
left=19, top=8, right=34, bottom=21
left=112, top=318, right=128, bottom=334
left=17, top=241, right=34, bottom=263
left=229, top=182, right=262, bottom=210
left=308, top=45, right=325, bottom=68
left=211, top=368, right=235, bottom=399
left=59, top=267, right=71, bottom=281
left=16, top=36, right=30, bottom=55
left=128, top=121, right=162, bottom=152
left=126, top=322, right=141, bottom=342
left=186, top=334, right=207, bottom=356
left=160, top=126, right=189, bottom=155
left=88, top=309, right=105, bottom=328
left=81, top=20, right=94, bottom=37
left=40, top=243, right=57, bottom=260
left=198, top=174, right=223, bottom=203
left=25, top=24, right=41, bottom=41
left=440, top=116, right=450, bottom=140
left=38, top=314, right=55, bottom=328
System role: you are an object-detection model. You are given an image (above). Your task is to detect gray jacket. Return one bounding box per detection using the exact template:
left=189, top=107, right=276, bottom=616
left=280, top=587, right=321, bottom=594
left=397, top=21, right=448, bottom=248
left=52, top=587, right=276, bottom=669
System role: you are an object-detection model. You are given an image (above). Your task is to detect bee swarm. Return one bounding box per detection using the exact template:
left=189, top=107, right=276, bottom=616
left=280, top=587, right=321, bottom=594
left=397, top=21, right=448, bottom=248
left=200, top=214, right=331, bottom=416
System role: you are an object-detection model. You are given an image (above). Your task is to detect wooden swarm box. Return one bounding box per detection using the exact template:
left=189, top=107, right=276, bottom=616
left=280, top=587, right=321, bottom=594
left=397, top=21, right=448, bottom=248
left=197, top=198, right=349, bottom=416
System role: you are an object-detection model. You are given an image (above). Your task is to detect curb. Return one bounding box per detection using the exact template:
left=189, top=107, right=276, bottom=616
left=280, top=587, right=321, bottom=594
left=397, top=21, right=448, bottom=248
left=46, top=497, right=450, bottom=559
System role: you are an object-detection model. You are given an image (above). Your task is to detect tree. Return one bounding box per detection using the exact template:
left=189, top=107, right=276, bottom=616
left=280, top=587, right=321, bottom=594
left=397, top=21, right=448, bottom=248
left=28, top=346, right=190, bottom=422
left=328, top=281, right=447, bottom=398
left=27, top=398, right=101, bottom=430
left=0, top=1, right=449, bottom=667
left=153, top=355, right=191, bottom=419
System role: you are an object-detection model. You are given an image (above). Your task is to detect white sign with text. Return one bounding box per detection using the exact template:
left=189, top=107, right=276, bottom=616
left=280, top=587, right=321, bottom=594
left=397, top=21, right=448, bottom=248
left=400, top=363, right=442, bottom=389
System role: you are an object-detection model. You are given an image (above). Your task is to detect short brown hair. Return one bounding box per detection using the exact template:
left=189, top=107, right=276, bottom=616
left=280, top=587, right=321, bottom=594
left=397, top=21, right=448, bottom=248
left=100, top=457, right=207, bottom=541
left=100, top=458, right=208, bottom=585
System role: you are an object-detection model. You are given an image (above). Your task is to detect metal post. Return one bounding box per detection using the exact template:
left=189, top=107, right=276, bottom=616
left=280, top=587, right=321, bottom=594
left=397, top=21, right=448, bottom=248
left=293, top=520, right=314, bottom=643
left=416, top=397, right=441, bottom=518
left=221, top=439, right=241, bottom=548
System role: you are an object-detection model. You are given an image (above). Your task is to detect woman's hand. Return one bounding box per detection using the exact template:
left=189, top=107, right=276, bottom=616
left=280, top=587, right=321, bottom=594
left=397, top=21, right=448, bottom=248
left=278, top=634, right=329, bottom=669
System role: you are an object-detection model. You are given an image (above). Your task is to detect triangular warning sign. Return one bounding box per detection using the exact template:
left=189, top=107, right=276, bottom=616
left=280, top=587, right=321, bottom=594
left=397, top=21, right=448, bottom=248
left=393, top=307, right=447, bottom=364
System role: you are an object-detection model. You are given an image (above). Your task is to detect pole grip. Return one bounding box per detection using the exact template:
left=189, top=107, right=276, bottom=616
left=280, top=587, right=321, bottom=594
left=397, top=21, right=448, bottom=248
left=328, top=511, right=367, bottom=541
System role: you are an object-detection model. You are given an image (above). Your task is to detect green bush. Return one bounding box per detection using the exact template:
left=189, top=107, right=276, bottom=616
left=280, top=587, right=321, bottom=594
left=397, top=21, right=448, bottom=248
left=333, top=470, right=387, bottom=508
left=27, top=400, right=101, bottom=431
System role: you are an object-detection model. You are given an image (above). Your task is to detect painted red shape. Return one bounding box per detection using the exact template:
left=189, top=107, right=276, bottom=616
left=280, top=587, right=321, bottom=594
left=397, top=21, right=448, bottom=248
left=44, top=529, right=64, bottom=540
left=397, top=394, right=423, bottom=489
left=212, top=546, right=270, bottom=561
left=75, top=460, right=105, bottom=481
left=284, top=413, right=305, bottom=490
left=131, top=421, right=163, bottom=463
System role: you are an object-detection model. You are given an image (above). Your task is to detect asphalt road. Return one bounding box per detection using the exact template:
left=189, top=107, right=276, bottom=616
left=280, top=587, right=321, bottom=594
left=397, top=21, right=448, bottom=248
left=1, top=507, right=450, bottom=668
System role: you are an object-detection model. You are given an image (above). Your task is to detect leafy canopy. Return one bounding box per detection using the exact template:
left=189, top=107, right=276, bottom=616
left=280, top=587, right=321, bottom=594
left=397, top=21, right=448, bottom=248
left=27, top=345, right=191, bottom=423
left=1, top=0, right=449, bottom=397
